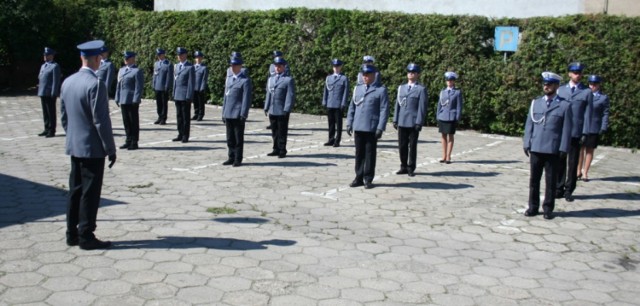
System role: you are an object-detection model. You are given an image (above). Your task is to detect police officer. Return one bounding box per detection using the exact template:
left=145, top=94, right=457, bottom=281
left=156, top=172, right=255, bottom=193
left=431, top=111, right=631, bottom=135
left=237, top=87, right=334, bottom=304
left=523, top=72, right=572, bottom=220
left=152, top=48, right=173, bottom=125
left=555, top=62, right=593, bottom=202
left=266, top=50, right=290, bottom=130
left=96, top=46, right=116, bottom=97
left=115, top=51, right=144, bottom=150
left=346, top=64, right=390, bottom=189
left=37, top=47, right=61, bottom=137
left=264, top=56, right=295, bottom=158
left=60, top=40, right=116, bottom=250
left=172, top=47, right=196, bottom=143
left=393, top=63, right=428, bottom=177
left=578, top=75, right=610, bottom=182
left=322, top=58, right=349, bottom=147
left=436, top=71, right=463, bottom=164
left=222, top=55, right=253, bottom=167
left=356, top=55, right=381, bottom=86
left=191, top=51, right=208, bottom=121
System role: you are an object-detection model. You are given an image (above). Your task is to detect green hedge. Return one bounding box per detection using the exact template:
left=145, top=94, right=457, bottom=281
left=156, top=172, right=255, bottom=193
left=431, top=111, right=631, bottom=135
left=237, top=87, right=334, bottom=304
left=4, top=4, right=639, bottom=148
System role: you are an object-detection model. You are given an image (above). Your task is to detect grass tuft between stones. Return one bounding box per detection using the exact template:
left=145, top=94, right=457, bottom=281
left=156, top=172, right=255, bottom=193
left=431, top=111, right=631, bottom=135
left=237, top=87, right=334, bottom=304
left=207, top=207, right=237, bottom=214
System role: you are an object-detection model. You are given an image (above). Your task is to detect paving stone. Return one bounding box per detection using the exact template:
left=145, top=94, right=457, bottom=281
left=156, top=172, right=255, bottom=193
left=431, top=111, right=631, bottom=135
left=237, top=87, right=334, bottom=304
left=46, top=290, right=96, bottom=306
left=176, top=286, right=223, bottom=304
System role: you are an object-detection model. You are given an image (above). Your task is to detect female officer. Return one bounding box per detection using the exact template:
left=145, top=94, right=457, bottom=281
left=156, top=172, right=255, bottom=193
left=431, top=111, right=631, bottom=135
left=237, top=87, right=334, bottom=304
left=436, top=71, right=463, bottom=164
left=578, top=75, right=609, bottom=182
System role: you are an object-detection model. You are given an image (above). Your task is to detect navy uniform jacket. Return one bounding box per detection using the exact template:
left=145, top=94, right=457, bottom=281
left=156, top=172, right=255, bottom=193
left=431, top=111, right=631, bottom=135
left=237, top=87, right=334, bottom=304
left=269, top=64, right=291, bottom=77
left=264, top=74, right=295, bottom=116
left=115, top=65, right=144, bottom=105
left=436, top=87, right=463, bottom=122
left=393, top=83, right=428, bottom=128
left=194, top=63, right=209, bottom=92
left=586, top=92, right=610, bottom=134
left=173, top=61, right=195, bottom=101
left=523, top=95, right=573, bottom=155
left=38, top=61, right=61, bottom=97
left=60, top=68, right=116, bottom=158
left=356, top=71, right=382, bottom=86
left=222, top=70, right=252, bottom=119
left=96, top=59, right=116, bottom=92
left=556, top=83, right=593, bottom=138
left=347, top=83, right=390, bottom=133
left=322, top=73, right=349, bottom=109
left=152, top=59, right=173, bottom=91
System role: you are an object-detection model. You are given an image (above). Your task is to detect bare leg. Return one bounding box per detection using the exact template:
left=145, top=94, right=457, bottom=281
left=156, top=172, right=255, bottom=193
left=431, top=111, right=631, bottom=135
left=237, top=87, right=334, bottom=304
left=440, top=133, right=448, bottom=161
left=446, top=134, right=455, bottom=161
left=577, top=146, right=585, bottom=178
left=583, top=147, right=595, bottom=180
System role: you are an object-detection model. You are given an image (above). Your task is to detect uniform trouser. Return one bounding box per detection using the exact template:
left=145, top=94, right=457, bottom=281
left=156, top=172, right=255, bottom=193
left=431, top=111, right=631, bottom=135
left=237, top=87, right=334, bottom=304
left=40, top=96, right=57, bottom=134
left=398, top=127, right=419, bottom=171
left=354, top=131, right=378, bottom=183
left=225, top=119, right=245, bottom=162
left=67, top=156, right=105, bottom=242
left=529, top=152, right=559, bottom=213
left=326, top=107, right=343, bottom=143
left=193, top=90, right=206, bottom=119
left=120, top=104, right=140, bottom=144
left=556, top=137, right=580, bottom=195
left=155, top=90, right=169, bottom=121
left=269, top=114, right=289, bottom=154
left=175, top=100, right=191, bottom=139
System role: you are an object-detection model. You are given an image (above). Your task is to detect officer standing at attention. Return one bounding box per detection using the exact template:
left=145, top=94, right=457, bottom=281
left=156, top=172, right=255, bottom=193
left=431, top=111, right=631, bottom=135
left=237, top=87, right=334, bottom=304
left=436, top=71, right=463, bottom=164
left=191, top=51, right=208, bottom=121
left=393, top=63, right=428, bottom=177
left=264, top=56, right=295, bottom=158
left=356, top=55, right=381, bottom=86
left=153, top=48, right=173, bottom=125
left=115, top=51, right=144, bottom=150
left=60, top=40, right=116, bottom=250
left=172, top=47, right=196, bottom=143
left=96, top=46, right=116, bottom=97
left=555, top=62, right=593, bottom=202
left=266, top=50, right=290, bottom=130
left=222, top=54, right=253, bottom=167
left=577, top=75, right=610, bottom=182
left=37, top=47, right=61, bottom=137
left=322, top=58, right=349, bottom=147
left=346, top=64, right=390, bottom=189
left=523, top=72, right=572, bottom=220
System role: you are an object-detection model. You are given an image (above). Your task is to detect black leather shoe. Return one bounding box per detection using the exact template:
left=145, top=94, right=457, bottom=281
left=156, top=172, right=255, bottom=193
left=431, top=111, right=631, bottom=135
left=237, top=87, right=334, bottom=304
left=79, top=238, right=111, bottom=250
left=396, top=168, right=408, bottom=175
left=364, top=181, right=373, bottom=189
left=45, top=133, right=55, bottom=138
left=154, top=119, right=161, bottom=124
left=191, top=115, right=198, bottom=120
left=565, top=194, right=574, bottom=202
left=333, top=143, right=340, bottom=147
left=524, top=209, right=538, bottom=217
left=197, top=117, right=203, bottom=121
left=324, top=140, right=334, bottom=146
left=543, top=212, right=554, bottom=220
left=128, top=143, right=138, bottom=150
left=119, top=143, right=130, bottom=149
left=38, top=131, right=48, bottom=136
left=66, top=237, right=79, bottom=246
left=222, top=159, right=234, bottom=165
left=181, top=138, right=189, bottom=143
left=349, top=180, right=364, bottom=188
left=408, top=171, right=415, bottom=177
left=278, top=153, right=286, bottom=158
left=159, top=121, right=166, bottom=125
left=172, top=137, right=182, bottom=142
left=267, top=151, right=279, bottom=156
left=233, top=161, right=241, bottom=167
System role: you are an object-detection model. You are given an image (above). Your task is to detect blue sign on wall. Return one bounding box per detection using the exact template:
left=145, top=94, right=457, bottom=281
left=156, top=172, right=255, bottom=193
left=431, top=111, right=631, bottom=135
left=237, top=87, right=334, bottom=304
left=495, top=26, right=519, bottom=52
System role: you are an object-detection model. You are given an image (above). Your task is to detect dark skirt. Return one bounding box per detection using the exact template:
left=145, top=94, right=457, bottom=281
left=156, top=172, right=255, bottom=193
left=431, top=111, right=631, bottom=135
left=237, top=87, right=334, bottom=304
left=583, top=134, right=599, bottom=149
left=438, top=120, right=457, bottom=135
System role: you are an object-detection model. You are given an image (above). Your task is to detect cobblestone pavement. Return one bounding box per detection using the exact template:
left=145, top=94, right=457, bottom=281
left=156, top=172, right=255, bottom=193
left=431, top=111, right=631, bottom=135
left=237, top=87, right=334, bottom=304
left=1, top=95, right=639, bottom=306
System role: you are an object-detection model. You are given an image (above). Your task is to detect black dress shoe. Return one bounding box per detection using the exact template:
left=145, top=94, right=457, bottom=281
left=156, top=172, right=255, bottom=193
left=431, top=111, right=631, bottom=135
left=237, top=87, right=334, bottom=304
left=45, top=133, right=55, bottom=138
left=159, top=121, right=166, bottom=125
left=364, top=181, right=373, bottom=189
left=38, top=131, right=48, bottom=136
left=555, top=192, right=565, bottom=199
left=278, top=153, right=286, bottom=158
left=128, top=143, right=138, bottom=150
left=172, top=137, right=182, bottom=142
left=66, top=237, right=79, bottom=246
left=445, top=160, right=451, bottom=164
left=565, top=194, right=574, bottom=202
left=266, top=125, right=272, bottom=129
left=408, top=171, right=415, bottom=177
left=79, top=238, right=112, bottom=250
left=543, top=212, right=554, bottom=220
left=233, top=161, right=241, bottom=167
left=191, top=115, right=198, bottom=120
left=154, top=119, right=161, bottom=124
left=181, top=138, right=189, bottom=143
left=349, top=180, right=364, bottom=187
left=197, top=117, right=203, bottom=121
left=396, top=168, right=408, bottom=175
left=222, top=159, right=234, bottom=165
left=119, top=143, right=130, bottom=149
left=333, top=143, right=340, bottom=147
left=524, top=209, right=539, bottom=217
left=324, top=140, right=334, bottom=146
left=267, top=151, right=279, bottom=156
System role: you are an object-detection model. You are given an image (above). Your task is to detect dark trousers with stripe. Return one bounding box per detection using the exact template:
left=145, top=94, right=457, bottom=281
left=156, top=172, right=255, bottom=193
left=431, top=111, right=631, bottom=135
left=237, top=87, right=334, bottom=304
left=66, top=157, right=105, bottom=242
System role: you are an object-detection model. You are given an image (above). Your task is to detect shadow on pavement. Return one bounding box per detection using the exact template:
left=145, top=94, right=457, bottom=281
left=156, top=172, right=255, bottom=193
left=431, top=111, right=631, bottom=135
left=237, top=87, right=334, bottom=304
left=0, top=173, right=125, bottom=228
left=214, top=217, right=270, bottom=224
left=462, top=160, right=521, bottom=164
left=113, top=236, right=296, bottom=250
left=285, top=153, right=352, bottom=159
left=573, top=192, right=640, bottom=201
left=138, top=146, right=221, bottom=151
left=555, top=208, right=640, bottom=218
left=595, top=176, right=640, bottom=183
left=244, top=161, right=337, bottom=167
left=374, top=182, right=473, bottom=189
left=422, top=171, right=500, bottom=177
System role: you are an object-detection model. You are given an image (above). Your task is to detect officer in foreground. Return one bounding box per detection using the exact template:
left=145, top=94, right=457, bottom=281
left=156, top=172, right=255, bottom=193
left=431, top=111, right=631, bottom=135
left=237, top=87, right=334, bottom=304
left=523, top=72, right=572, bottom=220
left=346, top=64, right=390, bottom=189
left=60, top=40, right=116, bottom=250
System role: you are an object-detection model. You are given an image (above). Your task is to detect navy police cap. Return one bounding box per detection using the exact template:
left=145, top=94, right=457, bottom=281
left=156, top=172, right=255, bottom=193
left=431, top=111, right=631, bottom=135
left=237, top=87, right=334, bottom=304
left=273, top=57, right=287, bottom=65
left=363, top=55, right=375, bottom=63
left=156, top=48, right=166, bottom=55
left=231, top=51, right=242, bottom=58
left=407, top=63, right=421, bottom=73
left=176, top=47, right=188, bottom=55
left=76, top=40, right=104, bottom=57
left=100, top=46, right=109, bottom=53
left=568, top=62, right=585, bottom=72
left=43, top=47, right=56, bottom=56
left=123, top=51, right=136, bottom=59
left=273, top=50, right=283, bottom=57
left=331, top=58, right=343, bottom=66
left=230, top=56, right=243, bottom=65
left=360, top=64, right=377, bottom=74
left=194, top=51, right=204, bottom=57
left=588, top=74, right=602, bottom=83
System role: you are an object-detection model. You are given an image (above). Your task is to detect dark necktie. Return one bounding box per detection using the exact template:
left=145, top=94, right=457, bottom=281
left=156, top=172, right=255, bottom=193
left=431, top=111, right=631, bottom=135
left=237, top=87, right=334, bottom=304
left=571, top=86, right=575, bottom=94
left=408, top=85, right=412, bottom=91
left=546, top=98, right=551, bottom=107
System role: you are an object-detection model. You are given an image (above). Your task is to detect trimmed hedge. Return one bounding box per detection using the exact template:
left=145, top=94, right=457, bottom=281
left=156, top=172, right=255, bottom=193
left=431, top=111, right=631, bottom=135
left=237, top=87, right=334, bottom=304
left=4, top=5, right=640, bottom=148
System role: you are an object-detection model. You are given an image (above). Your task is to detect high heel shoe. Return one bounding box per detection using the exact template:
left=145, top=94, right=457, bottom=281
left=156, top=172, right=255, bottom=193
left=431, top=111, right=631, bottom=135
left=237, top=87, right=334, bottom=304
left=583, top=176, right=589, bottom=182
left=577, top=173, right=582, bottom=181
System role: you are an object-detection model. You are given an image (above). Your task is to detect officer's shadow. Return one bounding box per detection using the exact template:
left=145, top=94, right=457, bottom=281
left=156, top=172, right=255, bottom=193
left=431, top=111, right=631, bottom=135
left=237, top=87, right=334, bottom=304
left=111, top=236, right=297, bottom=250
left=555, top=208, right=640, bottom=218
left=374, top=181, right=473, bottom=189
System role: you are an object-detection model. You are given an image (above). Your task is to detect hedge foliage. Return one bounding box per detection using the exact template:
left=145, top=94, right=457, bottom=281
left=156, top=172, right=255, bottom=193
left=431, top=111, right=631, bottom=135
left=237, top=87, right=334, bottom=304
left=4, top=4, right=640, bottom=148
